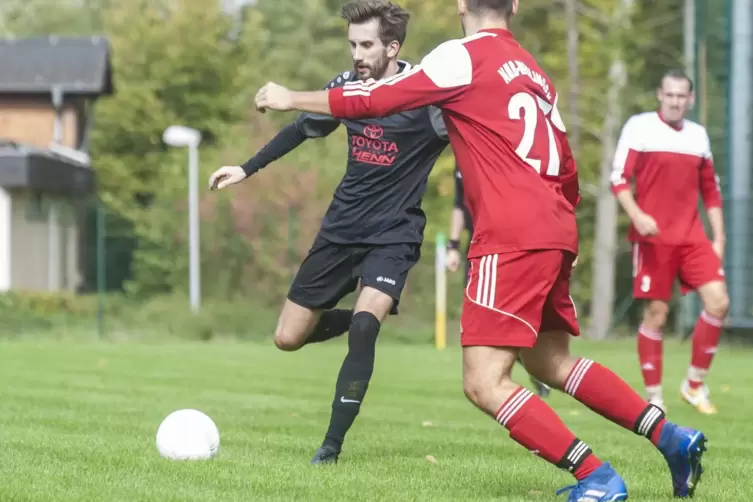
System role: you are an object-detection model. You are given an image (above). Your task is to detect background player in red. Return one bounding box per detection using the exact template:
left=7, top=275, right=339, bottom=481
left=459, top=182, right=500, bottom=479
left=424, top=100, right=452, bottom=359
left=255, top=0, right=708, bottom=499
left=611, top=69, right=729, bottom=415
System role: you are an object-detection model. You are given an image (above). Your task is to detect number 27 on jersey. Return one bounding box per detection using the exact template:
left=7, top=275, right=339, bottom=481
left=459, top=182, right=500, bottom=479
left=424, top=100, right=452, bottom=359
left=508, top=91, right=566, bottom=177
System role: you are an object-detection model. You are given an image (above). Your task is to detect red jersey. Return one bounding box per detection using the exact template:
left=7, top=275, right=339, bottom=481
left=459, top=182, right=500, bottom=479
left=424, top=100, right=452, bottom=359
left=328, top=29, right=580, bottom=259
left=610, top=112, right=722, bottom=245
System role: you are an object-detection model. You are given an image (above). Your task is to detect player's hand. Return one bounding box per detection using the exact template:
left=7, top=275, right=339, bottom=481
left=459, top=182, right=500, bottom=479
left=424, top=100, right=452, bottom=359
left=632, top=211, right=659, bottom=237
left=208, top=165, right=246, bottom=190
left=712, top=238, right=725, bottom=261
left=572, top=255, right=579, bottom=268
left=255, top=82, right=293, bottom=113
left=446, top=248, right=461, bottom=272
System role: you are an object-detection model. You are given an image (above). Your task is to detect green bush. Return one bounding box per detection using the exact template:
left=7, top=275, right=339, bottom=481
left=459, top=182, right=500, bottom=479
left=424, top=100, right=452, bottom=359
left=0, top=291, right=280, bottom=341
left=0, top=289, right=442, bottom=344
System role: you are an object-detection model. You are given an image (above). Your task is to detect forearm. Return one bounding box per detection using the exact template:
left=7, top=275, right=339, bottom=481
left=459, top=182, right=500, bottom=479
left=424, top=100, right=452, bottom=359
left=615, top=189, right=644, bottom=219
left=449, top=208, right=465, bottom=241
left=241, top=123, right=307, bottom=176
left=707, top=207, right=725, bottom=242
left=290, top=91, right=332, bottom=116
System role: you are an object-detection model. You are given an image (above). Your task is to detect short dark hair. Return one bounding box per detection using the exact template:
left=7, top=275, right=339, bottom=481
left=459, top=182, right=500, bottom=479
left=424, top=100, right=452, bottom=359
left=466, top=0, right=514, bottom=18
left=661, top=69, right=694, bottom=92
left=340, top=0, right=411, bottom=47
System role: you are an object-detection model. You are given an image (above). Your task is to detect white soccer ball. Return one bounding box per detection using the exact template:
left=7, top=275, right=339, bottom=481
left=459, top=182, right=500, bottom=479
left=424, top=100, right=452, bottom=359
left=155, top=409, right=220, bottom=460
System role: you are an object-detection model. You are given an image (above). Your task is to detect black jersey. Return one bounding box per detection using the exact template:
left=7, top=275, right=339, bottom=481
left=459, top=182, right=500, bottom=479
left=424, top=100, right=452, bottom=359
left=294, top=62, right=449, bottom=245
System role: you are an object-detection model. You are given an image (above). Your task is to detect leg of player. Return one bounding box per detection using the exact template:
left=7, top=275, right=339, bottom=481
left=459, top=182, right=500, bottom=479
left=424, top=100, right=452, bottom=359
left=521, top=331, right=707, bottom=498
left=631, top=243, right=677, bottom=412
left=311, top=286, right=392, bottom=464
left=681, top=279, right=729, bottom=414
left=273, top=300, right=353, bottom=351
left=459, top=247, right=550, bottom=398
left=463, top=345, right=630, bottom=499
left=638, top=300, right=670, bottom=411
left=275, top=235, right=359, bottom=351
left=463, top=251, right=628, bottom=500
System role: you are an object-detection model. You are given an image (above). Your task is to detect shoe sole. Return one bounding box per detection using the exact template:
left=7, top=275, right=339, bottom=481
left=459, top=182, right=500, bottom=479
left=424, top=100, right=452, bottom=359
left=677, top=431, right=707, bottom=498
left=679, top=391, right=716, bottom=415
left=310, top=457, right=338, bottom=465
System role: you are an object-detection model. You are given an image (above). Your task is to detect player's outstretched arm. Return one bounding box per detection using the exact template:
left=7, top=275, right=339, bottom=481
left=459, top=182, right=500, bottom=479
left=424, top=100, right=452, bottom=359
left=208, top=123, right=309, bottom=190
left=211, top=82, right=341, bottom=190
left=213, top=70, right=350, bottom=190
left=255, top=84, right=331, bottom=115
left=329, top=40, right=471, bottom=119
left=255, top=40, right=472, bottom=119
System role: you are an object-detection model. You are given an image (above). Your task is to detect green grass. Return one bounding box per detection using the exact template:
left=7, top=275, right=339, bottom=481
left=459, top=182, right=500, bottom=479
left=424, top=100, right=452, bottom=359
left=0, top=337, right=750, bottom=501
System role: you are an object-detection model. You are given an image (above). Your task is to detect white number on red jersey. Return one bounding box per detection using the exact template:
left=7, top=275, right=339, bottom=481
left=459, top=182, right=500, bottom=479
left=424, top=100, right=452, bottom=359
left=507, top=92, right=563, bottom=176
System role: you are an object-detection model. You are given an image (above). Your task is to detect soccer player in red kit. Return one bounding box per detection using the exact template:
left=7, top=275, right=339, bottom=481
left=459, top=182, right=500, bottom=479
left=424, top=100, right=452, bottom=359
left=611, top=69, right=729, bottom=415
left=255, top=0, right=707, bottom=499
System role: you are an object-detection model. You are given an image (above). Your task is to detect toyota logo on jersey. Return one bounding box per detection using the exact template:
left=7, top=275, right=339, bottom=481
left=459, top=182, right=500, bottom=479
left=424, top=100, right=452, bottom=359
left=363, top=125, right=384, bottom=139
left=351, top=124, right=398, bottom=166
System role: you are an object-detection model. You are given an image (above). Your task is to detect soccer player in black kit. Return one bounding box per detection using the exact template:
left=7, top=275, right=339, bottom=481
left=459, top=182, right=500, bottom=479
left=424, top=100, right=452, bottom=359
left=209, top=0, right=448, bottom=464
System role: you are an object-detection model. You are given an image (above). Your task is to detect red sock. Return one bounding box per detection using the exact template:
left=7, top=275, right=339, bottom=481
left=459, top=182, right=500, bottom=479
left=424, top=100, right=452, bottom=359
left=565, top=358, right=666, bottom=446
left=688, top=311, right=724, bottom=389
left=637, top=325, right=663, bottom=388
left=497, top=387, right=602, bottom=480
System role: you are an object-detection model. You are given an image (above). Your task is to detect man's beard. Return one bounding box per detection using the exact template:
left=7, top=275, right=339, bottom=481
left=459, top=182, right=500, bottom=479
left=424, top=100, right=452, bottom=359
left=355, top=52, right=390, bottom=80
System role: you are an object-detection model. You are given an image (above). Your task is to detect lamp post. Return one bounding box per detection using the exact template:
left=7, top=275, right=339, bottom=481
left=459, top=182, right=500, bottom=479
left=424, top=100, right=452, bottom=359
left=163, top=125, right=202, bottom=312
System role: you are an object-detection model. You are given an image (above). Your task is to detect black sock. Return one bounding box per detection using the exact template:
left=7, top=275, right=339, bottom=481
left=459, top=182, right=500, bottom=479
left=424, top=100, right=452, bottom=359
left=305, top=309, right=353, bottom=345
left=322, top=311, right=380, bottom=450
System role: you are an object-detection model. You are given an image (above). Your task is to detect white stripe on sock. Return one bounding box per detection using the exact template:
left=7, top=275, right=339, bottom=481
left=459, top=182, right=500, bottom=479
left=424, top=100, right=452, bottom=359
left=565, top=358, right=594, bottom=396
left=638, top=406, right=662, bottom=436
left=497, top=388, right=534, bottom=426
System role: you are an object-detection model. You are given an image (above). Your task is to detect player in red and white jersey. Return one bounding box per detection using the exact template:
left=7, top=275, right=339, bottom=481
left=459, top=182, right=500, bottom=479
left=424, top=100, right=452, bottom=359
left=611, top=69, right=729, bottom=415
left=255, top=1, right=707, bottom=498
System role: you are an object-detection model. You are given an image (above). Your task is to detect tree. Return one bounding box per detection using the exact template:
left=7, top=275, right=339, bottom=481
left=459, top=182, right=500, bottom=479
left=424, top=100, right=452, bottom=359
left=565, top=0, right=580, bottom=156
left=86, top=0, right=257, bottom=295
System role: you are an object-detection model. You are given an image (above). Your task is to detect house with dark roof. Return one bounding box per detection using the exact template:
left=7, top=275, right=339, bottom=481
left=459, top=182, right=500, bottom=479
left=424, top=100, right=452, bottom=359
left=0, top=36, right=113, bottom=292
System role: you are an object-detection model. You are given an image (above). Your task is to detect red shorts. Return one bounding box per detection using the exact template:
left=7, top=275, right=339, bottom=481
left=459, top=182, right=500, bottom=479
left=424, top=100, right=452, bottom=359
left=632, top=241, right=725, bottom=301
left=460, top=250, right=580, bottom=348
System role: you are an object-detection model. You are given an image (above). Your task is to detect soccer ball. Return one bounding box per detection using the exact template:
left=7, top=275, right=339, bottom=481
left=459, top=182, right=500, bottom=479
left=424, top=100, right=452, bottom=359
left=155, top=409, right=220, bottom=460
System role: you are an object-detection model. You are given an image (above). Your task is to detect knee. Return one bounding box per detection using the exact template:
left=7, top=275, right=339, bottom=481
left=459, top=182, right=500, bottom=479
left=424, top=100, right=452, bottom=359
left=524, top=354, right=576, bottom=390
left=347, top=312, right=380, bottom=355
left=462, top=371, right=516, bottom=412
left=462, top=377, right=487, bottom=409
left=703, top=290, right=729, bottom=319
left=643, top=301, right=670, bottom=329
left=274, top=325, right=304, bottom=352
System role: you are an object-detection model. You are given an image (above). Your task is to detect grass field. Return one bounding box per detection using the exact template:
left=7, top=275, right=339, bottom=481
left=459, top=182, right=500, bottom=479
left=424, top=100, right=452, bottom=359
left=1, top=337, right=751, bottom=501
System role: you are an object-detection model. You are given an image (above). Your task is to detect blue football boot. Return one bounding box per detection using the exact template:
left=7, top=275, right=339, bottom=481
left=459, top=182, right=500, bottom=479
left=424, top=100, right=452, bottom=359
left=556, top=462, right=629, bottom=501
left=656, top=422, right=707, bottom=497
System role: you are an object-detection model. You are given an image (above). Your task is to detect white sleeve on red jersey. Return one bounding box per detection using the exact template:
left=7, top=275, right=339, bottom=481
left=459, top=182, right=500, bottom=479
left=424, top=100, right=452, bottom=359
left=328, top=39, right=472, bottom=118
left=699, top=127, right=723, bottom=209
left=610, top=115, right=643, bottom=194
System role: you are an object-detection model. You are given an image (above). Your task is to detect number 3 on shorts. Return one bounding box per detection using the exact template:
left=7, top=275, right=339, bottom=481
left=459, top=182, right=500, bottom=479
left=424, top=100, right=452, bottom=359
left=508, top=92, right=565, bottom=177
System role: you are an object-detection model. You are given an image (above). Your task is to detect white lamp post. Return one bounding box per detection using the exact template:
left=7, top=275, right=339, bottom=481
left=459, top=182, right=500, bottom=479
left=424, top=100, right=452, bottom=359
left=163, top=125, right=202, bottom=312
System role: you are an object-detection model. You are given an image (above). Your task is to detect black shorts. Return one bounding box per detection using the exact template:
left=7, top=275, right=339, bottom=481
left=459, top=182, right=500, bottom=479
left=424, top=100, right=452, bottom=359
left=288, top=234, right=421, bottom=315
